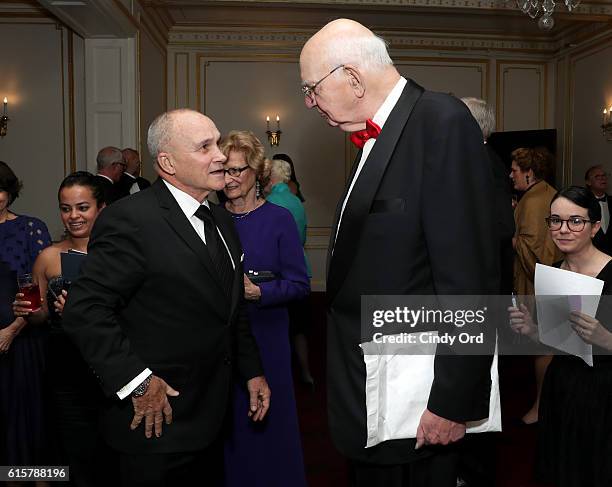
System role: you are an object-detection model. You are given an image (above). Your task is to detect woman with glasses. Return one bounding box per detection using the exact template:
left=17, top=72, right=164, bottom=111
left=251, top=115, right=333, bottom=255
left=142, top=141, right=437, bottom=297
left=509, top=185, right=612, bottom=487
left=219, top=131, right=309, bottom=487
left=510, top=146, right=562, bottom=425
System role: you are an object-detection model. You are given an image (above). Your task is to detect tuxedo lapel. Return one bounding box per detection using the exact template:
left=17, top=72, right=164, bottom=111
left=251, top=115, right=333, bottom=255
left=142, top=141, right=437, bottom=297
left=327, top=80, right=424, bottom=303
left=152, top=181, right=230, bottom=308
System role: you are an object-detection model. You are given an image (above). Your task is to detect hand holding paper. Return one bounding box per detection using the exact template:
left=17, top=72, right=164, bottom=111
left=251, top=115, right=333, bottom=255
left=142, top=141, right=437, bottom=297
left=569, top=311, right=612, bottom=349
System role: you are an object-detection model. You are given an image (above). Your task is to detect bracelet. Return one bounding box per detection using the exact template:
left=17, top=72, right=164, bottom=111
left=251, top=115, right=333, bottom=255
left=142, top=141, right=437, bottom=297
left=132, top=375, right=152, bottom=397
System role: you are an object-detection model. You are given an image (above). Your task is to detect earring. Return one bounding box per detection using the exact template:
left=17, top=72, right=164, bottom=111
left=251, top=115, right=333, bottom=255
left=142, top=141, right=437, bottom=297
left=526, top=175, right=530, bottom=185
left=256, top=181, right=261, bottom=199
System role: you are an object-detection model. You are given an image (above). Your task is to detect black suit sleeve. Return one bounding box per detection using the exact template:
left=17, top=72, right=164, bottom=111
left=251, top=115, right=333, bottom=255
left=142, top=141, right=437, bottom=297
left=234, top=297, right=264, bottom=381
left=422, top=101, right=498, bottom=422
left=62, top=205, right=148, bottom=398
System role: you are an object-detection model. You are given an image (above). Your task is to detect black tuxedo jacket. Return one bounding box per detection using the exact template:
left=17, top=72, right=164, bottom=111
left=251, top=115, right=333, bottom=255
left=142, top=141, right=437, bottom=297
left=593, top=194, right=612, bottom=256
left=94, top=174, right=120, bottom=206
left=117, top=173, right=151, bottom=200
left=326, top=80, right=499, bottom=464
left=63, top=179, right=262, bottom=454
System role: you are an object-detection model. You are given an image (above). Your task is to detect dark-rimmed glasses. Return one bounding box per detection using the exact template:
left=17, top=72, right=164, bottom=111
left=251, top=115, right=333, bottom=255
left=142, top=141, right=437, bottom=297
left=301, top=64, right=345, bottom=99
left=545, top=216, right=595, bottom=232
left=224, top=166, right=250, bottom=177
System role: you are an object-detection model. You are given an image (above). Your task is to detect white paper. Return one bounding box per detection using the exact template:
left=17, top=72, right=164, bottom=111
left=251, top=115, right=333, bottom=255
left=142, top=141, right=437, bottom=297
left=360, top=331, right=501, bottom=448
left=534, top=263, right=603, bottom=367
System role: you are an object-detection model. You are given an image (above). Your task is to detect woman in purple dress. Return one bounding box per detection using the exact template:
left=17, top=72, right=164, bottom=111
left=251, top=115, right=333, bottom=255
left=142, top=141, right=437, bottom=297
left=219, top=131, right=309, bottom=487
left=0, top=161, right=52, bottom=471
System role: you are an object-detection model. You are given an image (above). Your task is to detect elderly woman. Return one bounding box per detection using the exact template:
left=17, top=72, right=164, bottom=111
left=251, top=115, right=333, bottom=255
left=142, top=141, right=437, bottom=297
left=220, top=131, right=309, bottom=487
left=0, top=161, right=52, bottom=474
left=510, top=186, right=612, bottom=487
left=510, top=146, right=562, bottom=425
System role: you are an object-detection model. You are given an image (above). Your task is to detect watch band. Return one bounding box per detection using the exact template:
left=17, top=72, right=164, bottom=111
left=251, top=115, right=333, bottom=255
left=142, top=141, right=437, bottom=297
left=132, top=375, right=152, bottom=397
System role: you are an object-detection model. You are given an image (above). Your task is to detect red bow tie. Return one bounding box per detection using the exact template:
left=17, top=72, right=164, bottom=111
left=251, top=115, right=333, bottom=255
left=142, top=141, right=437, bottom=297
left=349, top=119, right=382, bottom=149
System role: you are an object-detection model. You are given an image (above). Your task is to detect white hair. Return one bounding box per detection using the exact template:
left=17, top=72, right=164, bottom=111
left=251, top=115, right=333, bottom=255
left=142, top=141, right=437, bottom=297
left=461, top=97, right=496, bottom=140
left=323, top=33, right=393, bottom=73
left=96, top=146, right=123, bottom=170
left=147, top=111, right=175, bottom=160
left=271, top=158, right=292, bottom=184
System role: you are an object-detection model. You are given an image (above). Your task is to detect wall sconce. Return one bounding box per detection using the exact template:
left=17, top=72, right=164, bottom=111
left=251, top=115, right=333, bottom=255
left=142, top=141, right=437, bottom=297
left=602, top=106, right=612, bottom=141
left=0, top=98, right=8, bottom=138
left=266, top=115, right=282, bottom=147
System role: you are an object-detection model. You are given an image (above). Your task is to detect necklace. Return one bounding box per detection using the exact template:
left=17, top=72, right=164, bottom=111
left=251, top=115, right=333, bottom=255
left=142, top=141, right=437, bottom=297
left=232, top=209, right=253, bottom=220
left=229, top=199, right=263, bottom=220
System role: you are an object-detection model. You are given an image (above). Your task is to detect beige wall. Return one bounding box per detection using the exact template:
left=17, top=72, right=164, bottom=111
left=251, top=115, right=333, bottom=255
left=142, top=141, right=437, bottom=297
left=568, top=41, right=612, bottom=185
left=138, top=28, right=167, bottom=181
left=0, top=23, right=69, bottom=240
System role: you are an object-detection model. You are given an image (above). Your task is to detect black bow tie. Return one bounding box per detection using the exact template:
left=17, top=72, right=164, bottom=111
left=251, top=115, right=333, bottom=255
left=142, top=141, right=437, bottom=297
left=597, top=196, right=608, bottom=202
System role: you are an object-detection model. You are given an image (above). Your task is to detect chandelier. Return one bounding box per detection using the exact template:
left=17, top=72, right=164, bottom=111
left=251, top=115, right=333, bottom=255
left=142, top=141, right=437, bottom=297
left=516, top=0, right=581, bottom=30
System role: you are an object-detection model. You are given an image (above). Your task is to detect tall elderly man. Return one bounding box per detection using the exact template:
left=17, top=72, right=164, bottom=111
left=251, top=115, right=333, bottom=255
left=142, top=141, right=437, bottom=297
left=300, top=19, right=499, bottom=486
left=95, top=146, right=126, bottom=205
left=63, top=109, right=270, bottom=487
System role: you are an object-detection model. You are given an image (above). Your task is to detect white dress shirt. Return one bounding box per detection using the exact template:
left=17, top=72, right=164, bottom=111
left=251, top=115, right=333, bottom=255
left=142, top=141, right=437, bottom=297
left=116, top=180, right=234, bottom=399
left=597, top=196, right=609, bottom=234
left=334, top=77, right=407, bottom=247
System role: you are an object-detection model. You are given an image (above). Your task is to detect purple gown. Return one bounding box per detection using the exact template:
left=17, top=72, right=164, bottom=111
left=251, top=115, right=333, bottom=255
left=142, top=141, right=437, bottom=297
left=224, top=202, right=309, bottom=487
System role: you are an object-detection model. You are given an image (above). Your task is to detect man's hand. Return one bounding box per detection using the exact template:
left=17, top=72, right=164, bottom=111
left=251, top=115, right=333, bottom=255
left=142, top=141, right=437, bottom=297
left=415, top=409, right=466, bottom=449
left=246, top=375, right=270, bottom=421
left=243, top=274, right=262, bottom=301
left=130, top=375, right=179, bottom=438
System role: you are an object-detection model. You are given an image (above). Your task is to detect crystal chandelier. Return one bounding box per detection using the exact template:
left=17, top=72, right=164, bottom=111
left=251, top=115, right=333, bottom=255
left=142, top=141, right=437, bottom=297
left=516, top=0, right=581, bottom=30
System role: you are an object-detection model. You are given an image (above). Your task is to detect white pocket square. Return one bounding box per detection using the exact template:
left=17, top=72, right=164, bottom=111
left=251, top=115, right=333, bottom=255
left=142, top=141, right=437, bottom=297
left=240, top=253, right=244, bottom=262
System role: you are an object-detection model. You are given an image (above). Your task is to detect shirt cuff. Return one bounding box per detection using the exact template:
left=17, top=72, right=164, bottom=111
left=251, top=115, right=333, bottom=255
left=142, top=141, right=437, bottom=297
left=116, top=368, right=152, bottom=400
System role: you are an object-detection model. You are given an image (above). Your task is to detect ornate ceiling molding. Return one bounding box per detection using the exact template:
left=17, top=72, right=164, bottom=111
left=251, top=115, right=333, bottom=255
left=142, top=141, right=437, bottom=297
left=160, top=0, right=612, bottom=16
left=167, top=28, right=566, bottom=53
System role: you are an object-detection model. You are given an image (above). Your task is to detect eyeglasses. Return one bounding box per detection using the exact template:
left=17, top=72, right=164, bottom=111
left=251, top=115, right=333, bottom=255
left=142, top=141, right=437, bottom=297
left=545, top=216, right=595, bottom=232
left=224, top=166, right=250, bottom=177
left=301, top=64, right=345, bottom=99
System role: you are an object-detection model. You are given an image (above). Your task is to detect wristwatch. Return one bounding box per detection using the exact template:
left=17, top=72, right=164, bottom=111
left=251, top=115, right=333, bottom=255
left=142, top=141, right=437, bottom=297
left=132, top=375, right=152, bottom=397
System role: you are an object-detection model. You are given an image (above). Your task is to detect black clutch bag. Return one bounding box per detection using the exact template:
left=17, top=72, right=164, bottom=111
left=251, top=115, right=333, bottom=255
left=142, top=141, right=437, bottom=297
left=246, top=270, right=277, bottom=284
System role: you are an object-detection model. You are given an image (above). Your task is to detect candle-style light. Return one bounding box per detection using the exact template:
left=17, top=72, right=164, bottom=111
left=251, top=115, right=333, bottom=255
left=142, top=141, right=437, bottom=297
left=0, top=97, right=8, bottom=137
left=266, top=113, right=282, bottom=147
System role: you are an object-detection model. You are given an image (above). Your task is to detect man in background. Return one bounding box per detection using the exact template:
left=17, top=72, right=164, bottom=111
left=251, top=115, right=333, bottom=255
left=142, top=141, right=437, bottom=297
left=586, top=164, right=611, bottom=255
left=117, top=148, right=151, bottom=199
left=95, top=146, right=125, bottom=205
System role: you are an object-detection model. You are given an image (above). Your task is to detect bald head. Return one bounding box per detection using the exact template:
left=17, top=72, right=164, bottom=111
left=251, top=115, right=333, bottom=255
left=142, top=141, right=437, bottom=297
left=301, top=19, right=393, bottom=75
left=147, top=109, right=210, bottom=161
left=300, top=19, right=399, bottom=132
